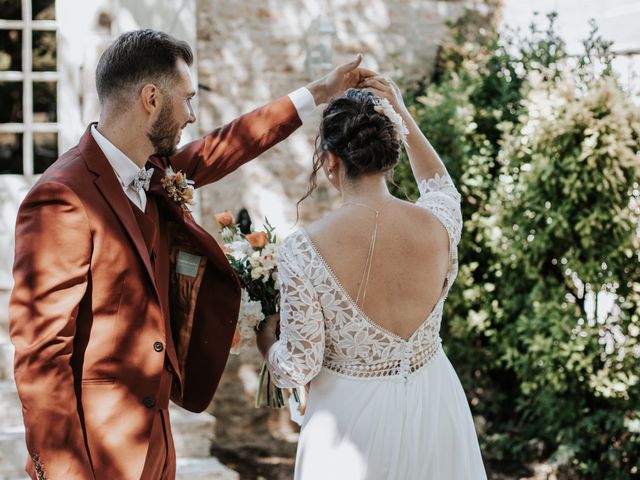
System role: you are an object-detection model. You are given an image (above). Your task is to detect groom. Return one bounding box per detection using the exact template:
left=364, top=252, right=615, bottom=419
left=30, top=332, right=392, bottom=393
left=9, top=29, right=368, bottom=480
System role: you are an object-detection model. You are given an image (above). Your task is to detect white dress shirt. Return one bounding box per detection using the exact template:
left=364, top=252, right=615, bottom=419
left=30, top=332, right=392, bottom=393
left=91, top=124, right=149, bottom=211
left=91, top=87, right=317, bottom=212
left=288, top=87, right=317, bottom=124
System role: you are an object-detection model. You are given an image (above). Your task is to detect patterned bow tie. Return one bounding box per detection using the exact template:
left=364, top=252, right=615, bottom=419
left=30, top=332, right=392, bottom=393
left=129, top=167, right=154, bottom=192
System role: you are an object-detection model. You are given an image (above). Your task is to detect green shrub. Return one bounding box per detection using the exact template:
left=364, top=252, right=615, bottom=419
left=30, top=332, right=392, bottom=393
left=495, top=70, right=640, bottom=477
left=392, top=10, right=640, bottom=478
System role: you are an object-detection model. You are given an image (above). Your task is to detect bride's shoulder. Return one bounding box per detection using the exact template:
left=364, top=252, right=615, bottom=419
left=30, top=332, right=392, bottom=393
left=304, top=212, right=345, bottom=238
left=393, top=197, right=443, bottom=226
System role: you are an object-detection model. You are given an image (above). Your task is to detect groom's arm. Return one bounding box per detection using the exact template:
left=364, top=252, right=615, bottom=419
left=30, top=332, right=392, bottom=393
left=9, top=182, right=94, bottom=479
left=168, top=55, right=370, bottom=188
left=170, top=89, right=314, bottom=188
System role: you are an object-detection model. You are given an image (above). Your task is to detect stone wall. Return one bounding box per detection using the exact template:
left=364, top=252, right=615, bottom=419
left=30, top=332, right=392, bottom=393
left=195, top=0, right=491, bottom=236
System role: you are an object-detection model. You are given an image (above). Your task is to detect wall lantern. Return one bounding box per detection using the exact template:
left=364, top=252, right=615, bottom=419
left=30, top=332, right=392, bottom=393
left=304, top=15, right=336, bottom=79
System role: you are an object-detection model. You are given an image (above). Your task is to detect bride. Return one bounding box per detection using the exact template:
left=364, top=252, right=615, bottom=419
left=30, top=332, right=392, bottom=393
left=256, top=75, right=487, bottom=479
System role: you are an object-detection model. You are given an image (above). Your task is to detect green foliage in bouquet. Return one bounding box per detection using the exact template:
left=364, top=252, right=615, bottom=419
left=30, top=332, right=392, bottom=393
left=391, top=10, right=640, bottom=478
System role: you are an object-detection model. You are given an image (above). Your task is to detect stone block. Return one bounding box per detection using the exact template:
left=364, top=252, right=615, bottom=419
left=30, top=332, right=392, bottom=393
left=0, top=381, right=22, bottom=428
left=170, top=404, right=216, bottom=458
left=176, top=457, right=239, bottom=480
left=0, top=427, right=27, bottom=480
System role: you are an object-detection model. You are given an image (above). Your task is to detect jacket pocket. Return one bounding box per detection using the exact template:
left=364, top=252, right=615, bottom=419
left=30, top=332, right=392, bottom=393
left=81, top=377, right=116, bottom=386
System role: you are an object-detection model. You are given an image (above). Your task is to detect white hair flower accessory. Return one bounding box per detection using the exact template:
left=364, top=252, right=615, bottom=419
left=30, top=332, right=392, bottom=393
left=372, top=97, right=409, bottom=145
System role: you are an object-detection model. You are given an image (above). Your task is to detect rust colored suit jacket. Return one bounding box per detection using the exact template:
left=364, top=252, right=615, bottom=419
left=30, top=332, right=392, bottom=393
left=9, top=95, right=301, bottom=479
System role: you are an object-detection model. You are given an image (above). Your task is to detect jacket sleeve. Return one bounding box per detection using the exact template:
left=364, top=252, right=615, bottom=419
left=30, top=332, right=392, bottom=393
left=9, top=181, right=94, bottom=479
left=169, top=95, right=302, bottom=188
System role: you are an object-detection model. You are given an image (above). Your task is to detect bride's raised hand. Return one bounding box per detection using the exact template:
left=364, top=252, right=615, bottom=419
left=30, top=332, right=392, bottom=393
left=362, top=73, right=450, bottom=181
left=358, top=74, right=408, bottom=117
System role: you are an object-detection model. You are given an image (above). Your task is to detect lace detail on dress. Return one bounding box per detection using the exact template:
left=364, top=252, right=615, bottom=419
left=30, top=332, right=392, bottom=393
left=267, top=245, right=325, bottom=388
left=266, top=171, right=463, bottom=386
left=324, top=337, right=443, bottom=380
left=416, top=172, right=463, bottom=246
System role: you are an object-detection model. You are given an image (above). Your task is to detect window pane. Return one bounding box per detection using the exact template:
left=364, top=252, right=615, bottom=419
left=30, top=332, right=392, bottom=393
left=0, top=0, right=22, bottom=20
left=33, top=81, right=56, bottom=122
left=32, top=0, right=55, bottom=20
left=34, top=132, right=57, bottom=173
left=0, top=133, right=23, bottom=174
left=0, top=81, right=23, bottom=122
left=0, top=30, right=22, bottom=71
left=32, top=31, right=56, bottom=71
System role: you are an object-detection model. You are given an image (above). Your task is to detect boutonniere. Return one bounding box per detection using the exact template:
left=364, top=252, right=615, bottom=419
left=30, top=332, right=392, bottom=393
left=161, top=167, right=195, bottom=212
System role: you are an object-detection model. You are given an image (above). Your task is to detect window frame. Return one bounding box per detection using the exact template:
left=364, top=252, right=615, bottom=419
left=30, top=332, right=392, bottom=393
left=0, top=0, right=59, bottom=176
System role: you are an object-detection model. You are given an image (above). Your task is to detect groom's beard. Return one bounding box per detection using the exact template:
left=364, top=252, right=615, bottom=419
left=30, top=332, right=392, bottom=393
left=148, top=103, right=182, bottom=157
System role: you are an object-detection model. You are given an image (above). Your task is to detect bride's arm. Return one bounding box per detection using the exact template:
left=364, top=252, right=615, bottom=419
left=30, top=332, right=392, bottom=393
left=359, top=75, right=448, bottom=182
left=256, top=244, right=325, bottom=389
left=361, top=75, right=462, bottom=247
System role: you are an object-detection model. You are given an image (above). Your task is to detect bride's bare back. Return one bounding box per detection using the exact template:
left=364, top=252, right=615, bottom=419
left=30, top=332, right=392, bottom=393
left=305, top=196, right=450, bottom=340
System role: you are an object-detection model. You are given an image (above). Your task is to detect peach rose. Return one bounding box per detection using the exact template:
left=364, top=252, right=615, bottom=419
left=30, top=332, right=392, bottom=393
left=215, top=209, right=235, bottom=227
left=245, top=231, right=269, bottom=249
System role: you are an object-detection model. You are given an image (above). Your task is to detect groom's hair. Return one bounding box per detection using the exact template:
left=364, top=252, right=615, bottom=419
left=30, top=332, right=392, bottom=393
left=95, top=29, right=193, bottom=107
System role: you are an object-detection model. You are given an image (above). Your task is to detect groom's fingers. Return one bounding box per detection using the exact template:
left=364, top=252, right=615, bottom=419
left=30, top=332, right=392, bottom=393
left=337, top=53, right=362, bottom=72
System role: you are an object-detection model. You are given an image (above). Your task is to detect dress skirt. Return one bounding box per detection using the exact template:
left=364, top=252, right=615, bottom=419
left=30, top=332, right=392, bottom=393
left=294, top=347, right=487, bottom=480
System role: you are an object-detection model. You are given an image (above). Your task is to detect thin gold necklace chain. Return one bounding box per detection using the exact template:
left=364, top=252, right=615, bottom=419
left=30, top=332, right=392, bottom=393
left=340, top=196, right=394, bottom=307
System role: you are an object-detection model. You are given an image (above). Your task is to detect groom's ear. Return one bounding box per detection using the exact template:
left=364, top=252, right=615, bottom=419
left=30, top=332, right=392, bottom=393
left=140, top=83, right=160, bottom=115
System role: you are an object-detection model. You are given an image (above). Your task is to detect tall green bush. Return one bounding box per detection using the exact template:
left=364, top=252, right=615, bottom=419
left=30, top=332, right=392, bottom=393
left=495, top=70, right=640, bottom=477
left=392, top=11, right=640, bottom=478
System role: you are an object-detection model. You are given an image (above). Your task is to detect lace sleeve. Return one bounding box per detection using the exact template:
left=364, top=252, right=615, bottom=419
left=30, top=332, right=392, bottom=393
left=415, top=171, right=463, bottom=246
left=266, top=240, right=325, bottom=388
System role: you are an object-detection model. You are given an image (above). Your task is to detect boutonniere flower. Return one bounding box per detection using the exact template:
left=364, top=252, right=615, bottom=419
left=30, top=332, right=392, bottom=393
left=161, top=167, right=195, bottom=212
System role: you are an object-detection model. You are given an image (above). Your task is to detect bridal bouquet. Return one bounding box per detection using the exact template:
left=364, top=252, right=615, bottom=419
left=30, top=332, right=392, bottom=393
left=215, top=210, right=300, bottom=409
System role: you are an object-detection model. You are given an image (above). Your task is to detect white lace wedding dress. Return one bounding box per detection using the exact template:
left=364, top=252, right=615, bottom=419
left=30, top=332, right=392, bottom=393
left=266, top=172, right=487, bottom=479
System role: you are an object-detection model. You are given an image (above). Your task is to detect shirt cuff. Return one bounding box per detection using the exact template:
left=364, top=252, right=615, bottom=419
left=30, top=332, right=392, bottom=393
left=288, top=87, right=317, bottom=125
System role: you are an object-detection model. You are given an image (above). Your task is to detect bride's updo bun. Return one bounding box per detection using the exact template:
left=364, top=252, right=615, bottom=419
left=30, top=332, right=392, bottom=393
left=320, top=88, right=402, bottom=177
left=298, top=89, right=403, bottom=210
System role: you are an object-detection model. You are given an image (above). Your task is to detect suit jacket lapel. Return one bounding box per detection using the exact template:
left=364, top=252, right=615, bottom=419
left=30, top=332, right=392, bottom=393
left=147, top=158, right=236, bottom=275
left=79, top=125, right=159, bottom=299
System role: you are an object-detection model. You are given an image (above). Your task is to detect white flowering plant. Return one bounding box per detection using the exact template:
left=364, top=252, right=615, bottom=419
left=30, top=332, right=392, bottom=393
left=215, top=210, right=300, bottom=408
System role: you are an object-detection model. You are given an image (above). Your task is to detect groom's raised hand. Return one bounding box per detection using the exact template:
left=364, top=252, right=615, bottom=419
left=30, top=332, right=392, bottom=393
left=306, top=54, right=375, bottom=105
